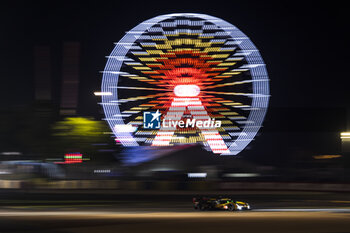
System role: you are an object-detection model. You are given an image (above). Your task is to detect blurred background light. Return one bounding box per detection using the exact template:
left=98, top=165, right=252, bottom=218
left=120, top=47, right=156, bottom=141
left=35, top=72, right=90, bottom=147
left=341, top=132, right=350, bottom=140
left=313, top=155, right=342, bottom=160
left=94, top=92, right=113, bottom=96
left=222, top=173, right=260, bottom=178
left=187, top=173, right=207, bottom=178
left=0, top=152, right=22, bottom=155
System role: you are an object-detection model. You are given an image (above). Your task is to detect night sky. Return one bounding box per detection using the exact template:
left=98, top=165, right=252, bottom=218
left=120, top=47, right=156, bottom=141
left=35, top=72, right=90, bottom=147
left=1, top=1, right=349, bottom=161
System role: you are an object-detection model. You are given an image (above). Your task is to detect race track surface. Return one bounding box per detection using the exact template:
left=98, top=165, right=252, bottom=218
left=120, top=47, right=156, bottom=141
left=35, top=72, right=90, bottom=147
left=1, top=191, right=350, bottom=233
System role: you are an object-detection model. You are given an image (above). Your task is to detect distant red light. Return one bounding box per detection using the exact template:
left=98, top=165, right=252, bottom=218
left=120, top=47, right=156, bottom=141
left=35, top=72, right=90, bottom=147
left=54, top=153, right=83, bottom=164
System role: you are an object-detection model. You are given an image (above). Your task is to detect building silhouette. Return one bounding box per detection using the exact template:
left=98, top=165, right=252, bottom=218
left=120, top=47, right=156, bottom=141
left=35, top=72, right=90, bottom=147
left=60, top=42, right=80, bottom=115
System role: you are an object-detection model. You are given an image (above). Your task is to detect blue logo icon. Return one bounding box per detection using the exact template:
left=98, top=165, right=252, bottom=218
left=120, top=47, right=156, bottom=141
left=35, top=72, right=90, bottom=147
left=143, top=110, right=161, bottom=129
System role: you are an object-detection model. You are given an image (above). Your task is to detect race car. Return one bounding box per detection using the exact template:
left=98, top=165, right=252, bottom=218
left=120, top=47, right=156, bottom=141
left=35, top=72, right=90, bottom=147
left=193, top=197, right=250, bottom=211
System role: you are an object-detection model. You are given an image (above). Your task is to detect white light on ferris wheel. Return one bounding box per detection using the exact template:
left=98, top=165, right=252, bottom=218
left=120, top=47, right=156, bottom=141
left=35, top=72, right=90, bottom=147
left=174, top=85, right=200, bottom=97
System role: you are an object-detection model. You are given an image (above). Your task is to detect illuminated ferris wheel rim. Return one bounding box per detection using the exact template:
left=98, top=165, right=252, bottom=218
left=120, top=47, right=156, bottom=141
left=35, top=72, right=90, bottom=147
left=101, top=13, right=270, bottom=155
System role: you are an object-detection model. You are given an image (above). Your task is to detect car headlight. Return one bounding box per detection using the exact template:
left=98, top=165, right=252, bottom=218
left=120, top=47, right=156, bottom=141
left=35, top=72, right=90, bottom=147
left=246, top=204, right=250, bottom=209
left=236, top=204, right=243, bottom=210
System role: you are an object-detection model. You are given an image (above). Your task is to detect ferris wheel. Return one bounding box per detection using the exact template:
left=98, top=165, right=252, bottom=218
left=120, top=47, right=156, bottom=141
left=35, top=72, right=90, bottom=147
left=100, top=13, right=270, bottom=155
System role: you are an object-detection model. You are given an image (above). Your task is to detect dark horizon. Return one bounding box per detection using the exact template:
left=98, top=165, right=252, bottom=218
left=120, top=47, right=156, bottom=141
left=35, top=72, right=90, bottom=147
left=1, top=1, right=349, bottom=107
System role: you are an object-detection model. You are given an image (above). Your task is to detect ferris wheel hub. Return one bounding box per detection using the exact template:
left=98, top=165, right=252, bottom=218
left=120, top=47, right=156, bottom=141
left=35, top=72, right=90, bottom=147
left=174, top=85, right=200, bottom=97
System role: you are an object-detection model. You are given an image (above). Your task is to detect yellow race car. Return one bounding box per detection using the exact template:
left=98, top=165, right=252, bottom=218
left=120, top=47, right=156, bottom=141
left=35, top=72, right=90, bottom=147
left=193, top=197, right=250, bottom=211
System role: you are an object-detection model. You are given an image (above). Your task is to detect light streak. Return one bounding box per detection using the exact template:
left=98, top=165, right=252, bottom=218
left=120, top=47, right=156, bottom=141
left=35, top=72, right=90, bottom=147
left=94, top=92, right=113, bottom=96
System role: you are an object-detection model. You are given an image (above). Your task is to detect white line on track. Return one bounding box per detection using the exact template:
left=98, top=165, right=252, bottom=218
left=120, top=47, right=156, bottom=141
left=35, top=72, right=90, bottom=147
left=253, top=208, right=350, bottom=212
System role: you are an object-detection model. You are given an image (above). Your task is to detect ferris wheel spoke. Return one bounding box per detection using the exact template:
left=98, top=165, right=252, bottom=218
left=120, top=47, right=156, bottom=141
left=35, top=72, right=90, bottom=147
left=202, top=79, right=268, bottom=90
left=119, top=69, right=171, bottom=89
left=201, top=90, right=256, bottom=97
left=199, top=94, right=247, bottom=125
left=114, top=86, right=171, bottom=92
left=113, top=92, right=166, bottom=104
left=120, top=74, right=159, bottom=83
